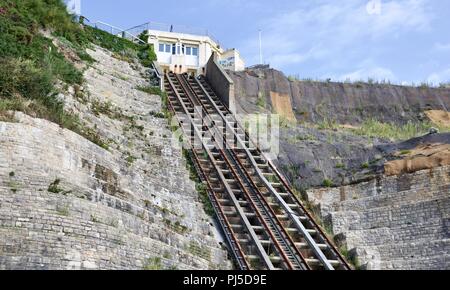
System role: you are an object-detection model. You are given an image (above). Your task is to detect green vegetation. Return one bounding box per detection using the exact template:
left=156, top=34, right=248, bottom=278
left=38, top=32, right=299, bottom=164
left=56, top=204, right=70, bottom=216
left=316, top=118, right=339, bottom=131
left=284, top=74, right=447, bottom=89
left=136, top=86, right=170, bottom=118
left=82, top=26, right=156, bottom=68
left=90, top=214, right=100, bottom=223
left=125, top=154, right=137, bottom=164
left=312, top=117, right=449, bottom=142
left=400, top=150, right=412, bottom=155
left=149, top=111, right=166, bottom=119
left=339, top=246, right=361, bottom=270
left=361, top=162, right=370, bottom=169
left=136, top=85, right=163, bottom=96
left=283, top=164, right=301, bottom=180
left=164, top=219, right=189, bottom=235
left=335, top=163, right=346, bottom=169
left=287, top=133, right=316, bottom=144
left=256, top=92, right=266, bottom=108
left=187, top=241, right=211, bottom=260
left=143, top=257, right=163, bottom=270
left=112, top=72, right=129, bottom=81
left=48, top=178, right=63, bottom=194
left=196, top=182, right=215, bottom=217
left=0, top=0, right=113, bottom=149
left=0, top=0, right=85, bottom=91
left=91, top=100, right=119, bottom=118
left=182, top=149, right=215, bottom=217
left=0, top=0, right=156, bottom=150
left=163, top=251, right=172, bottom=260
left=348, top=119, right=442, bottom=141
left=266, top=174, right=280, bottom=183
left=8, top=180, right=19, bottom=193
left=322, top=179, right=333, bottom=188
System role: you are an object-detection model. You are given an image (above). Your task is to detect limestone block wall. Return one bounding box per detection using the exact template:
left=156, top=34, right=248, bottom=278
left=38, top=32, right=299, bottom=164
left=307, top=166, right=450, bottom=270
left=0, top=45, right=231, bottom=270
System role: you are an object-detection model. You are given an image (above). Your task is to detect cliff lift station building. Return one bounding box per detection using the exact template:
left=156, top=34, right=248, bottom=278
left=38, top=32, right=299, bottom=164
left=146, top=27, right=245, bottom=75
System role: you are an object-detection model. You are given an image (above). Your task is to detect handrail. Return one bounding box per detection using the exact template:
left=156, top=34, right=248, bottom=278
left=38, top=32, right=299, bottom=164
left=198, top=76, right=351, bottom=269
left=166, top=73, right=274, bottom=270
left=124, top=21, right=221, bottom=47
left=83, top=18, right=146, bottom=45
left=195, top=77, right=336, bottom=270
left=183, top=74, right=310, bottom=270
left=164, top=77, right=250, bottom=270
left=150, top=61, right=163, bottom=91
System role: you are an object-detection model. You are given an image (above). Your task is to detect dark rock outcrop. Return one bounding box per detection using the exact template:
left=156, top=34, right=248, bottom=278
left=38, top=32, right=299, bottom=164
left=228, top=67, right=450, bottom=189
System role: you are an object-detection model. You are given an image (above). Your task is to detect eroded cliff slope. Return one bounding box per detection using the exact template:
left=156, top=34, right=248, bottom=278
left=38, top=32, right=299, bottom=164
left=0, top=45, right=231, bottom=270
left=228, top=67, right=449, bottom=270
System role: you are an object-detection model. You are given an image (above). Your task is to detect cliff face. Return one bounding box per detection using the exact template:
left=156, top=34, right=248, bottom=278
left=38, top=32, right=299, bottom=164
left=307, top=165, right=449, bottom=270
left=230, top=68, right=450, bottom=125
left=228, top=68, right=450, bottom=189
left=0, top=46, right=231, bottom=270
left=227, top=67, right=450, bottom=270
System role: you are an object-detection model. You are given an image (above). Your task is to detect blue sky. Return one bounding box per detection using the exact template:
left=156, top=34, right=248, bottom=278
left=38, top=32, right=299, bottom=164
left=81, top=0, right=450, bottom=85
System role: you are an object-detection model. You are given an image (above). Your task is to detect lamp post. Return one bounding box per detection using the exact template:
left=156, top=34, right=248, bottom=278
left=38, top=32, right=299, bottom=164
left=259, top=29, right=263, bottom=65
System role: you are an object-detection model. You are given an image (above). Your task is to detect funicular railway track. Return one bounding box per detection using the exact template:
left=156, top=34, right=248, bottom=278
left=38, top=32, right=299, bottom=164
left=164, top=72, right=351, bottom=270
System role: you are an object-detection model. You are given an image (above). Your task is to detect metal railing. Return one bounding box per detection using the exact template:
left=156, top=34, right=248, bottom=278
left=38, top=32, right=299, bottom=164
left=124, top=21, right=221, bottom=47
left=82, top=18, right=146, bottom=45
left=80, top=17, right=162, bottom=89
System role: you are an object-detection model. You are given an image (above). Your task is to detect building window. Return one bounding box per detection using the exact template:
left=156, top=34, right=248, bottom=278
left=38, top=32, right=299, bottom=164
left=160, top=43, right=173, bottom=53
left=184, top=46, right=198, bottom=56
left=172, top=44, right=176, bottom=55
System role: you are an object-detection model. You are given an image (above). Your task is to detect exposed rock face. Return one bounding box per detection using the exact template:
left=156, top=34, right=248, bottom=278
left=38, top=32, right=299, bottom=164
left=425, top=110, right=450, bottom=128
left=227, top=67, right=450, bottom=189
left=229, top=68, right=450, bottom=125
left=0, top=47, right=231, bottom=270
left=226, top=67, right=449, bottom=269
left=307, top=166, right=450, bottom=270
left=384, top=143, right=450, bottom=176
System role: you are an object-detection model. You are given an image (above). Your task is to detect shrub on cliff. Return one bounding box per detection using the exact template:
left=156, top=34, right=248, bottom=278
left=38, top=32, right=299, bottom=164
left=83, top=26, right=157, bottom=67
left=0, top=0, right=109, bottom=148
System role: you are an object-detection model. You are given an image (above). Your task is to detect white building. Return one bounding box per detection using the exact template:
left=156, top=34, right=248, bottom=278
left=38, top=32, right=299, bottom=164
left=218, top=49, right=246, bottom=72
left=146, top=28, right=245, bottom=75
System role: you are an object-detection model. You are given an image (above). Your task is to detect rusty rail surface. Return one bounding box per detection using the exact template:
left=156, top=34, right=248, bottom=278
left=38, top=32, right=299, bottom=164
left=164, top=72, right=351, bottom=270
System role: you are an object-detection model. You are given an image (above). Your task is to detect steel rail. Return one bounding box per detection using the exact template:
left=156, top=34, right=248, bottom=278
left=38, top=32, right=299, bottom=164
left=180, top=74, right=312, bottom=270
left=197, top=77, right=351, bottom=270
left=174, top=73, right=289, bottom=269
left=165, top=73, right=275, bottom=270
left=177, top=74, right=307, bottom=270
left=193, top=76, right=339, bottom=270
left=164, top=82, right=250, bottom=270
left=197, top=76, right=351, bottom=270
left=167, top=77, right=264, bottom=268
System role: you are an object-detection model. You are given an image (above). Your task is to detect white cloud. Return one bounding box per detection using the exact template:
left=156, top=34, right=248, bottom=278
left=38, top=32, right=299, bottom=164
left=240, top=0, right=433, bottom=76
left=427, top=69, right=450, bottom=84
left=340, top=66, right=396, bottom=81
